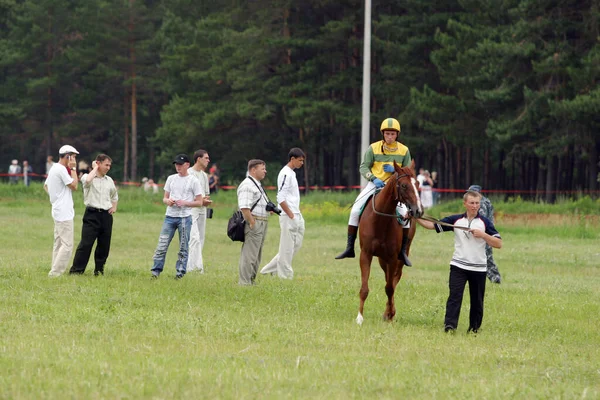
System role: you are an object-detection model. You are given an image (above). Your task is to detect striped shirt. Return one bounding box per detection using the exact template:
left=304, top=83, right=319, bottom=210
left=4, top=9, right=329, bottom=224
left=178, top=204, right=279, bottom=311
left=81, top=173, right=118, bottom=211
left=360, top=140, right=412, bottom=182
left=237, top=177, right=269, bottom=218
left=434, top=213, right=501, bottom=272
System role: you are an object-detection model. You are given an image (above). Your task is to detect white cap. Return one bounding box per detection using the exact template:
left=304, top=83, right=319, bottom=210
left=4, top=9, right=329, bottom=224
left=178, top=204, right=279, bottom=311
left=58, top=145, right=79, bottom=155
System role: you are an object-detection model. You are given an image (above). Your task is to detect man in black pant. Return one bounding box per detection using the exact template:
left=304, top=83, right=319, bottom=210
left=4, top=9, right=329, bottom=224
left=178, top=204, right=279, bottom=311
left=70, top=154, right=119, bottom=276
left=416, top=190, right=502, bottom=333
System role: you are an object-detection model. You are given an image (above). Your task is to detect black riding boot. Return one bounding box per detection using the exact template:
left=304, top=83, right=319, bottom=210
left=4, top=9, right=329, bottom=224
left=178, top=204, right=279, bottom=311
left=398, top=228, right=412, bottom=266
left=335, top=225, right=358, bottom=259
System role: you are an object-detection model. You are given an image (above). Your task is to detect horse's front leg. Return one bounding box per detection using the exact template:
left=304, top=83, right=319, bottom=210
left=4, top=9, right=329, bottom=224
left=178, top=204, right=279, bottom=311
left=382, top=262, right=396, bottom=321
left=385, top=262, right=404, bottom=321
left=357, top=250, right=373, bottom=325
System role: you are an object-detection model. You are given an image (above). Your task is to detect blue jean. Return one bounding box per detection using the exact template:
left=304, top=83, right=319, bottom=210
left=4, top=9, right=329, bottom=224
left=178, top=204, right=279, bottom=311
left=151, top=215, right=192, bottom=276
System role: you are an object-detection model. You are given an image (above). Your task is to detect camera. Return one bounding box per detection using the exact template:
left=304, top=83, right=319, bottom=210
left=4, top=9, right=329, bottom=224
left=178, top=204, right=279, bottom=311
left=265, top=201, right=282, bottom=215
left=206, top=208, right=214, bottom=219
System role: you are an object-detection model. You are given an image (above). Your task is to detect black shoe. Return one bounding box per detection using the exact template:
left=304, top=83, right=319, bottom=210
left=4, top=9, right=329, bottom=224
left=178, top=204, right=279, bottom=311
left=94, top=271, right=104, bottom=276
left=467, top=327, right=479, bottom=334
left=444, top=325, right=456, bottom=333
left=175, top=274, right=183, bottom=280
left=335, top=248, right=355, bottom=259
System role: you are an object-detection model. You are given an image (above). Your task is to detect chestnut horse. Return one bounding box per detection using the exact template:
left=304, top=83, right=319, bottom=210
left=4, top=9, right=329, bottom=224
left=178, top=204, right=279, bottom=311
left=356, top=161, right=423, bottom=325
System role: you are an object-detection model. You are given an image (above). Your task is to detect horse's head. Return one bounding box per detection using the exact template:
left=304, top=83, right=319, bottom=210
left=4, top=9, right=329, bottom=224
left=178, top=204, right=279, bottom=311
left=391, top=160, right=423, bottom=218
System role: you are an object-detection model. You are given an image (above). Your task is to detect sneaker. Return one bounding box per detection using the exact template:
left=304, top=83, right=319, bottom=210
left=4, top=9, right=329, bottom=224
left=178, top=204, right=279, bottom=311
left=151, top=273, right=159, bottom=279
left=444, top=325, right=456, bottom=333
left=175, top=274, right=183, bottom=280
left=467, top=327, right=479, bottom=334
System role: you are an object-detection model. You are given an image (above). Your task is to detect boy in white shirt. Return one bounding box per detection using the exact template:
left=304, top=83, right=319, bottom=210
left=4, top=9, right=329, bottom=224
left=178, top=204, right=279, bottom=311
left=150, top=154, right=203, bottom=279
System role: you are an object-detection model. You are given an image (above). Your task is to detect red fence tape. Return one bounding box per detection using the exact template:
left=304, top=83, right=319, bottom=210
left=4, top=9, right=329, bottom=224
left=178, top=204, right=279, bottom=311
left=1, top=173, right=598, bottom=194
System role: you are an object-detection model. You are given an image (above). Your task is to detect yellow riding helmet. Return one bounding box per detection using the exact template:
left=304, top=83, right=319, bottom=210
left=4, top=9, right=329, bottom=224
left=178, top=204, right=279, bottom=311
left=380, top=118, right=401, bottom=133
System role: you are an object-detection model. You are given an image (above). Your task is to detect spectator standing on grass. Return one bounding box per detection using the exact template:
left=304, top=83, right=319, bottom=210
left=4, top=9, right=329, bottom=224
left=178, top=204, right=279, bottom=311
left=22, top=160, right=32, bottom=187
left=208, top=164, right=220, bottom=194
left=416, top=190, right=502, bottom=333
left=431, top=171, right=440, bottom=205
left=69, top=154, right=118, bottom=276
left=187, top=149, right=213, bottom=273
left=150, top=154, right=203, bottom=280
left=237, top=159, right=270, bottom=286
left=468, top=184, right=502, bottom=284
left=260, top=148, right=306, bottom=280
left=46, top=155, right=55, bottom=175
left=8, top=160, right=20, bottom=184
left=420, top=170, right=434, bottom=209
left=335, top=117, right=414, bottom=266
left=44, top=145, right=79, bottom=277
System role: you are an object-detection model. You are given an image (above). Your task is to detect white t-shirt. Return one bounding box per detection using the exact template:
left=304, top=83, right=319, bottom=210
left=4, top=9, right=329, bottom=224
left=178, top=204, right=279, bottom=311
left=45, top=163, right=75, bottom=221
left=163, top=173, right=202, bottom=218
left=188, top=168, right=209, bottom=216
left=276, top=165, right=301, bottom=214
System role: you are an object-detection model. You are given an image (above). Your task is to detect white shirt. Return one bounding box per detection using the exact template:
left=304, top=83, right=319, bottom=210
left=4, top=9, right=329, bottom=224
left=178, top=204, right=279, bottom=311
left=276, top=165, right=301, bottom=214
left=188, top=168, right=209, bottom=216
left=163, top=174, right=202, bottom=218
left=45, top=163, right=75, bottom=221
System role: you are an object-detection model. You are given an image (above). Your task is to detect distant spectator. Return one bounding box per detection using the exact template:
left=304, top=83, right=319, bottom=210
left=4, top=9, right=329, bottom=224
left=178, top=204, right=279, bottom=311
left=78, top=160, right=90, bottom=179
left=46, top=156, right=55, bottom=175
left=8, top=160, right=21, bottom=184
left=420, top=170, right=434, bottom=209
left=23, top=160, right=32, bottom=187
left=208, top=164, right=220, bottom=194
left=416, top=168, right=426, bottom=186
left=142, top=177, right=159, bottom=194
left=431, top=171, right=440, bottom=205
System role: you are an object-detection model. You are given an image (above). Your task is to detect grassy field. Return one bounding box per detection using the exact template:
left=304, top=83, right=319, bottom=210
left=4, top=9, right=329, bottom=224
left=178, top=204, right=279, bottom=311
left=0, top=184, right=599, bottom=399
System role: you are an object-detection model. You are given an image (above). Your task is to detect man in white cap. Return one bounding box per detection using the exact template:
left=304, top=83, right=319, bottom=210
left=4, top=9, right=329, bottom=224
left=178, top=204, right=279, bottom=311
left=44, top=145, right=80, bottom=277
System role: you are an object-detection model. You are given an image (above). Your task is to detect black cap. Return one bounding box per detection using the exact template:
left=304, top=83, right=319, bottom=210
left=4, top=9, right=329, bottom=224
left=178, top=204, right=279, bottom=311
left=173, top=154, right=191, bottom=165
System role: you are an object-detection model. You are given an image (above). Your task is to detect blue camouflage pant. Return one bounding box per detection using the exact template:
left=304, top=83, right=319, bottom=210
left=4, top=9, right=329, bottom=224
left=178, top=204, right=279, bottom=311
left=486, top=244, right=501, bottom=282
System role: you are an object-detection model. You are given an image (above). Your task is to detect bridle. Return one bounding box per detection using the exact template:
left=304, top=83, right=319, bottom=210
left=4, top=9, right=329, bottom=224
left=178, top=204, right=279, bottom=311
left=371, top=172, right=413, bottom=218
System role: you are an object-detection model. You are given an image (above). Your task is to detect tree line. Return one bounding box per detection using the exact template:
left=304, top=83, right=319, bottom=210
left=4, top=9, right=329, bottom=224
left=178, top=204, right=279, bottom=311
left=1, top=0, right=598, bottom=201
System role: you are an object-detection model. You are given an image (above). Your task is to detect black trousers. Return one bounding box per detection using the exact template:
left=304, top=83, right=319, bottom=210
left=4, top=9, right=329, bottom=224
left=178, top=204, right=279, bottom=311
left=444, top=265, right=486, bottom=330
left=70, top=208, right=113, bottom=274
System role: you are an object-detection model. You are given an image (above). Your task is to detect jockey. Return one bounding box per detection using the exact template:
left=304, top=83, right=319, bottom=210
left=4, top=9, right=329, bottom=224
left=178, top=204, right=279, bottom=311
left=335, top=117, right=414, bottom=265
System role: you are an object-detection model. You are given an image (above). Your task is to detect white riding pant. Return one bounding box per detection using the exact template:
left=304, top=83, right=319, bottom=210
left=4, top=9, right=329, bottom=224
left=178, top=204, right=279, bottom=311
left=348, top=181, right=410, bottom=228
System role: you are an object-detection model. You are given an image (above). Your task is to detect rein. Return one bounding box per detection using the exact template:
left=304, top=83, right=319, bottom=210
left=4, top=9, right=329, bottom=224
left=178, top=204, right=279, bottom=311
left=418, top=214, right=471, bottom=231
left=370, top=173, right=411, bottom=218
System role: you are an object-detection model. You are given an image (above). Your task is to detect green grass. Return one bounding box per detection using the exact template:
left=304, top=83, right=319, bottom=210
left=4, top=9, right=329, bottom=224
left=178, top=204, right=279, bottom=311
left=0, top=184, right=599, bottom=399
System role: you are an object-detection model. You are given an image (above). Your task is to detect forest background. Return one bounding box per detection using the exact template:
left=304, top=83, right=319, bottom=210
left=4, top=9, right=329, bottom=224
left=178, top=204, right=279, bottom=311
left=0, top=0, right=599, bottom=202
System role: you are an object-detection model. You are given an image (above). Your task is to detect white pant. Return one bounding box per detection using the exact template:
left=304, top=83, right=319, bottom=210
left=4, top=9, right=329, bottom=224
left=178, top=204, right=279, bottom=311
left=348, top=181, right=410, bottom=227
left=261, top=214, right=305, bottom=279
left=49, top=219, right=74, bottom=277
left=188, top=213, right=207, bottom=272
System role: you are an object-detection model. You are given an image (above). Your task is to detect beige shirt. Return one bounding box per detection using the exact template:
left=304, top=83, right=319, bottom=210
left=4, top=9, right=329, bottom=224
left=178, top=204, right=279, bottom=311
left=82, top=173, right=118, bottom=210
left=189, top=168, right=209, bottom=215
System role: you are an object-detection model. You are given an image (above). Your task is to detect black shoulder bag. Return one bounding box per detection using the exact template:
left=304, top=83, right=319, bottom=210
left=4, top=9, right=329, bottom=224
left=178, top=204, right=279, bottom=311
left=227, top=182, right=261, bottom=242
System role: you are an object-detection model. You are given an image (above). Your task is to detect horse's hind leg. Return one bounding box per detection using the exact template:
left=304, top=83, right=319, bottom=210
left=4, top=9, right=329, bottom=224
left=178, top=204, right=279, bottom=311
left=383, top=266, right=395, bottom=321
left=357, top=252, right=373, bottom=325
left=382, top=260, right=402, bottom=322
